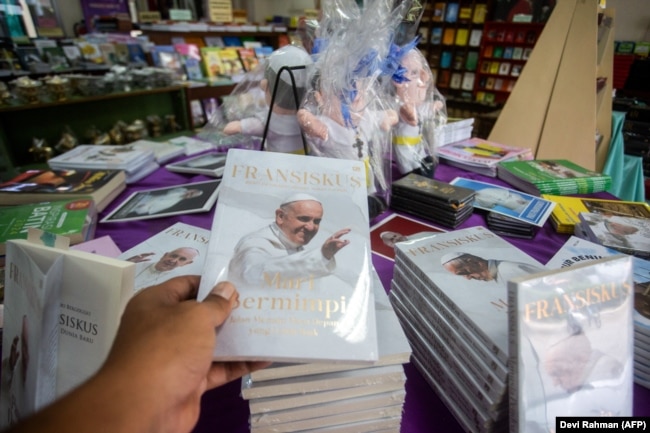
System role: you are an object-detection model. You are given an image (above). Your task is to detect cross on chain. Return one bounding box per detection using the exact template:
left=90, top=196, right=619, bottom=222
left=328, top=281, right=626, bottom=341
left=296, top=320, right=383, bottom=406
left=353, top=134, right=364, bottom=159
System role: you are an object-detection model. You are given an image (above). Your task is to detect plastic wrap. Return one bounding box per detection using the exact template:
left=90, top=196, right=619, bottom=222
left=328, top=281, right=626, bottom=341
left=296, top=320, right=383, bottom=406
left=297, top=0, right=413, bottom=217
left=389, top=43, right=448, bottom=177
left=197, top=45, right=313, bottom=153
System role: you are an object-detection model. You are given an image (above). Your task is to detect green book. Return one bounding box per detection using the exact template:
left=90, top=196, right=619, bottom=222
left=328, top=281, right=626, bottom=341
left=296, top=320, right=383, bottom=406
left=0, top=198, right=97, bottom=255
left=496, top=159, right=612, bottom=196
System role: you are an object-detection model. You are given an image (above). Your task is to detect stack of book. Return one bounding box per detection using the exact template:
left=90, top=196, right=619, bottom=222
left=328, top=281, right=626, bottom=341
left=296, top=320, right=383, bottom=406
left=0, top=169, right=126, bottom=212
left=574, top=212, right=650, bottom=259
left=497, top=159, right=612, bottom=196
left=390, top=173, right=476, bottom=228
left=389, top=226, right=546, bottom=433
left=542, top=194, right=650, bottom=234
left=449, top=177, right=556, bottom=239
left=48, top=145, right=159, bottom=184
left=1, top=198, right=98, bottom=262
left=545, top=235, right=650, bottom=391
left=484, top=212, right=538, bottom=239
left=435, top=137, right=533, bottom=177
left=241, top=270, right=412, bottom=433
left=435, top=117, right=474, bottom=147
left=128, top=139, right=186, bottom=164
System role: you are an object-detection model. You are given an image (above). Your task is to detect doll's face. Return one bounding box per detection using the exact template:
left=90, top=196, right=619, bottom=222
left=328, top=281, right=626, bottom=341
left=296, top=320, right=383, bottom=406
left=395, top=50, right=430, bottom=105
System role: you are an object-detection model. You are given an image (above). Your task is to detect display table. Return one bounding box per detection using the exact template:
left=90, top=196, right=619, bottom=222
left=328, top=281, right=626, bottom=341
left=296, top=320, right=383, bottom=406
left=95, top=158, right=650, bottom=433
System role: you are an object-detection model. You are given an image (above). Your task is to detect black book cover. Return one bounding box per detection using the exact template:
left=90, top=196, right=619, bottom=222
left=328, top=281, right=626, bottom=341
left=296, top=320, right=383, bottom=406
left=391, top=173, right=476, bottom=207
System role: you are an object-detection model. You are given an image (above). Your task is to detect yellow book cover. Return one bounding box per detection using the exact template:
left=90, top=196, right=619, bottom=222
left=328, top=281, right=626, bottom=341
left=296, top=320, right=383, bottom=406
left=200, top=46, right=225, bottom=79
left=455, top=28, right=469, bottom=46
left=472, top=3, right=487, bottom=23
left=459, top=6, right=472, bottom=20
left=542, top=194, right=650, bottom=233
left=216, top=47, right=245, bottom=78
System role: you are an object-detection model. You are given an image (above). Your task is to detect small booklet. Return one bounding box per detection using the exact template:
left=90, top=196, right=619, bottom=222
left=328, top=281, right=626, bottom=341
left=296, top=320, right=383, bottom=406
left=449, top=177, right=555, bottom=227
left=101, top=179, right=221, bottom=223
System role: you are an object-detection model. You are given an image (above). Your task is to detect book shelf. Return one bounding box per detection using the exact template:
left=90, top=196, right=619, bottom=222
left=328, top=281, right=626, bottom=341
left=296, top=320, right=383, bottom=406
left=417, top=0, right=491, bottom=101
left=473, top=21, right=544, bottom=104
left=139, top=25, right=289, bottom=122
left=487, top=0, right=614, bottom=172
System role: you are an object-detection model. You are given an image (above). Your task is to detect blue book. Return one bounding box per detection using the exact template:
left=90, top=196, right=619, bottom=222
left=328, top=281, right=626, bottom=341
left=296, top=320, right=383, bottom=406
left=445, top=2, right=459, bottom=23
left=440, top=51, right=452, bottom=69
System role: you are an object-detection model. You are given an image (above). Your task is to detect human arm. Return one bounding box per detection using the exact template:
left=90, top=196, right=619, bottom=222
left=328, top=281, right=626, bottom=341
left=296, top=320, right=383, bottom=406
left=321, top=228, right=351, bottom=260
left=227, top=228, right=346, bottom=286
left=125, top=252, right=155, bottom=263
left=4, top=276, right=269, bottom=433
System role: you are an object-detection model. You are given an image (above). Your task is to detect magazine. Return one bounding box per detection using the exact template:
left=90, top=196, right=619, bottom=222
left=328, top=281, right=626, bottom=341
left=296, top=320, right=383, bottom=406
left=435, top=137, right=533, bottom=177
left=508, top=256, right=634, bottom=432
left=101, top=180, right=221, bottom=223
left=197, top=149, right=378, bottom=363
left=497, top=159, right=612, bottom=196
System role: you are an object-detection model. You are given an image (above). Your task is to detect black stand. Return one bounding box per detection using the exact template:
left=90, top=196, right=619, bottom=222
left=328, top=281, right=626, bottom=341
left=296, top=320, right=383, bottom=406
left=261, top=65, right=308, bottom=154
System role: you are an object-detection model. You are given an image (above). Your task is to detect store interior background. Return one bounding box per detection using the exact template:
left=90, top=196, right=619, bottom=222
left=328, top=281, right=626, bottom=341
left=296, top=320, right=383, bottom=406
left=53, top=0, right=650, bottom=49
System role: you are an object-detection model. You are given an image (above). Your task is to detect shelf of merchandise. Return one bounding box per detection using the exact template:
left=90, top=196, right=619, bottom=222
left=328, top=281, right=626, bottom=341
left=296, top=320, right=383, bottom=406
left=139, top=25, right=288, bottom=122
left=417, top=0, right=492, bottom=101
left=488, top=0, right=612, bottom=171
left=473, top=21, right=544, bottom=104
left=0, top=85, right=190, bottom=178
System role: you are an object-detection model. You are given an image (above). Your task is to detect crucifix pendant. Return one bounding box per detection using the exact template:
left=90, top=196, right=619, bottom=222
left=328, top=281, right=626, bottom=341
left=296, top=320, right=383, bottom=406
left=353, top=135, right=364, bottom=159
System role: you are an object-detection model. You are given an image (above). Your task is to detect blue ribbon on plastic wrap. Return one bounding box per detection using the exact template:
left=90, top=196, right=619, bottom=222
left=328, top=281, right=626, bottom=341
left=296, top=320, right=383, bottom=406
left=386, top=35, right=421, bottom=83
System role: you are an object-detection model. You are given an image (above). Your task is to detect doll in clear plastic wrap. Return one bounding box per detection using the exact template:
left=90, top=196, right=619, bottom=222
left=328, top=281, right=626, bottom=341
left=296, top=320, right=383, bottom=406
left=222, top=45, right=313, bottom=154
left=295, top=0, right=412, bottom=216
left=297, top=73, right=398, bottom=215
left=391, top=44, right=446, bottom=178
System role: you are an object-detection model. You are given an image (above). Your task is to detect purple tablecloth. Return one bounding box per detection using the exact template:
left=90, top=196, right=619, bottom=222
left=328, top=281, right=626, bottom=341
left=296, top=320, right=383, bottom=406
left=94, top=159, right=650, bottom=433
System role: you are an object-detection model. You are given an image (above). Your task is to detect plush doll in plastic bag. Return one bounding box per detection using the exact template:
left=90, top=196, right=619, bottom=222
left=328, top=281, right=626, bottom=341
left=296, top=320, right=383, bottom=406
left=297, top=0, right=410, bottom=217
left=196, top=65, right=267, bottom=150
left=221, top=45, right=314, bottom=154
left=390, top=41, right=447, bottom=177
